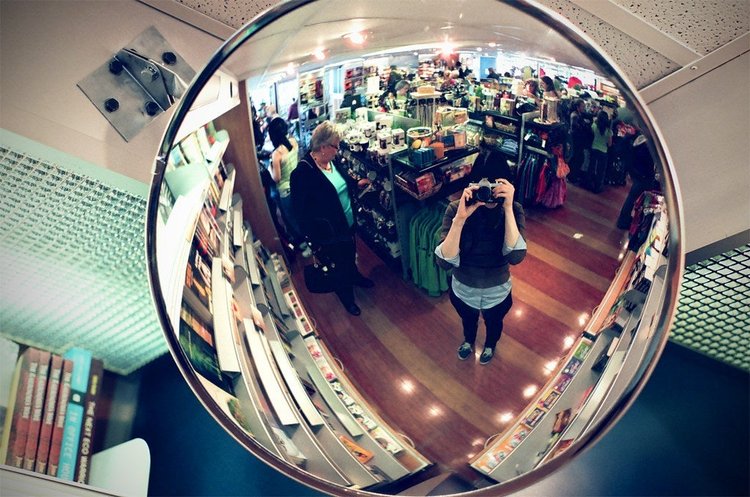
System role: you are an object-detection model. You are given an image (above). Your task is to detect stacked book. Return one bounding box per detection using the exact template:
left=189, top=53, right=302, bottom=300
left=0, top=343, right=104, bottom=485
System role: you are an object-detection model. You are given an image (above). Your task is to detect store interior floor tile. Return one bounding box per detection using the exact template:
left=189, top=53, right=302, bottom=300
left=132, top=340, right=749, bottom=496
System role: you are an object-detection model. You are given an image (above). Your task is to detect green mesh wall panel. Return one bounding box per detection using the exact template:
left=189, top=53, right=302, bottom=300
left=0, top=145, right=165, bottom=375
left=671, top=244, right=750, bottom=371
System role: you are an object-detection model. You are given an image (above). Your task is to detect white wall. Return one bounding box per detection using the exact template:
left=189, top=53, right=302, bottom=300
left=0, top=0, right=224, bottom=185
left=647, top=51, right=750, bottom=253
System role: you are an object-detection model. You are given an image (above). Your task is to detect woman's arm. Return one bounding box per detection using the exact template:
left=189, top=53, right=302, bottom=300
left=270, top=149, right=282, bottom=183
left=439, top=186, right=483, bottom=259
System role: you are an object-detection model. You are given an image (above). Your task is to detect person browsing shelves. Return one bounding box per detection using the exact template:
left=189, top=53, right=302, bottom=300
left=290, top=121, right=374, bottom=316
left=435, top=179, right=527, bottom=364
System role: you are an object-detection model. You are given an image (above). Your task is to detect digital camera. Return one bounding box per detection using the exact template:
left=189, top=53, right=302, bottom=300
left=466, top=178, right=503, bottom=205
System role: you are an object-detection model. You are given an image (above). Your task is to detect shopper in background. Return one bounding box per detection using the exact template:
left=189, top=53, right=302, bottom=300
left=588, top=110, right=613, bottom=193
left=290, top=121, right=374, bottom=316
left=435, top=179, right=527, bottom=365
left=487, top=67, right=500, bottom=80
left=287, top=98, right=299, bottom=121
left=522, top=79, right=541, bottom=106
left=568, top=98, right=589, bottom=184
left=540, top=76, right=559, bottom=99
left=616, top=132, right=658, bottom=229
left=268, top=117, right=305, bottom=251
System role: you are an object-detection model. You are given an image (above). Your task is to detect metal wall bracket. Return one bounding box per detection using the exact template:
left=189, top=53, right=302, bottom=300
left=78, top=27, right=195, bottom=142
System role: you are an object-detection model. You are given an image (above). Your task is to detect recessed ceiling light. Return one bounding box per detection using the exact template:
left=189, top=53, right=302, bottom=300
left=488, top=42, right=497, bottom=48
left=344, top=31, right=366, bottom=45
left=313, top=48, right=325, bottom=61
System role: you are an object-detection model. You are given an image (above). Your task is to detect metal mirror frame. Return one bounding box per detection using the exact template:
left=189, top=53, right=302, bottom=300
left=145, top=0, right=685, bottom=495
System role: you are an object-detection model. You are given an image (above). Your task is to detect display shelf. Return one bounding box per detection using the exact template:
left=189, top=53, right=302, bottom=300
left=304, top=337, right=431, bottom=479
left=470, top=252, right=638, bottom=480
left=243, top=321, right=299, bottom=426
left=209, top=258, right=241, bottom=374
left=483, top=126, right=519, bottom=140
left=392, top=146, right=479, bottom=176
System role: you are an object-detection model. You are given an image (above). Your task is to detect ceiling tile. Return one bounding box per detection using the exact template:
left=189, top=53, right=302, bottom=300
left=538, top=0, right=681, bottom=87
left=610, top=0, right=750, bottom=55
left=175, top=0, right=273, bottom=29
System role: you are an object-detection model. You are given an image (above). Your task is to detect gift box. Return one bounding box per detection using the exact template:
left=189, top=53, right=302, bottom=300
left=408, top=147, right=436, bottom=167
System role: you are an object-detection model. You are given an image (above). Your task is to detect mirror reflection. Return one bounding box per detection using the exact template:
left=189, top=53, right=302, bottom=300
left=148, top=1, right=680, bottom=494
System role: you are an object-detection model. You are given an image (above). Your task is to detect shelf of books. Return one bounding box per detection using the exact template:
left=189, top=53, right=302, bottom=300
left=470, top=202, right=670, bottom=481
left=0, top=338, right=147, bottom=495
left=162, top=121, right=433, bottom=489
left=470, top=199, right=670, bottom=482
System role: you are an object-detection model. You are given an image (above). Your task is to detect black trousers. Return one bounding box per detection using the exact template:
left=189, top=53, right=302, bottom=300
left=449, top=288, right=513, bottom=350
left=317, top=233, right=357, bottom=306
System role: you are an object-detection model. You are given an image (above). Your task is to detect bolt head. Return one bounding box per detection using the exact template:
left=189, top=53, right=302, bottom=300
left=104, top=98, right=120, bottom=113
left=109, top=59, right=123, bottom=75
left=162, top=51, right=177, bottom=65
left=145, top=101, right=160, bottom=116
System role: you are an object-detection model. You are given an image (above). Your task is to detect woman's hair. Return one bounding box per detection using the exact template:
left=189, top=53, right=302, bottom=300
left=309, top=121, right=341, bottom=152
left=541, top=76, right=555, bottom=92
left=595, top=110, right=610, bottom=135
left=395, top=80, right=410, bottom=92
left=268, top=117, right=292, bottom=151
left=524, top=78, right=539, bottom=95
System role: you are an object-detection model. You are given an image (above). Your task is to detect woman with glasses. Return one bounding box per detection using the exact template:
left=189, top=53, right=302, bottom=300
left=290, top=121, right=374, bottom=316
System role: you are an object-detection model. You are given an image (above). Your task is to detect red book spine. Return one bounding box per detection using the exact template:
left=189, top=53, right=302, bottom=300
left=74, top=358, right=104, bottom=484
left=46, top=359, right=73, bottom=476
left=8, top=348, right=40, bottom=468
left=23, top=350, right=51, bottom=470
left=35, top=354, right=63, bottom=474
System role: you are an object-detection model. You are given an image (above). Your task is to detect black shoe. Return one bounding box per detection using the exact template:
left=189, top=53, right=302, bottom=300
left=457, top=342, right=473, bottom=360
left=344, top=303, right=361, bottom=316
left=354, top=274, right=375, bottom=288
left=479, top=347, right=495, bottom=365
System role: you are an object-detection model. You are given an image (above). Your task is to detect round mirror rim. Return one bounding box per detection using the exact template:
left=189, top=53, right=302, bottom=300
left=144, top=1, right=686, bottom=495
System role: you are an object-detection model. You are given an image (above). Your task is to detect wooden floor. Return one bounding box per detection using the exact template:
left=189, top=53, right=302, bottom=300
left=290, top=181, right=630, bottom=483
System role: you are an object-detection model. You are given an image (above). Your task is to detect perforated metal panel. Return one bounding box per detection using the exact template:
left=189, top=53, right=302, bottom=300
left=0, top=145, right=165, bottom=375
left=671, top=244, right=750, bottom=371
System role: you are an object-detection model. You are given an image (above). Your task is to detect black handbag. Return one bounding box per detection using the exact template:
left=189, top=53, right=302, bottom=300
left=303, top=258, right=337, bottom=294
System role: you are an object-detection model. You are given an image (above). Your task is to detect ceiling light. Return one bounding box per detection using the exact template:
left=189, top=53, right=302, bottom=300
left=344, top=31, right=366, bottom=45
left=499, top=412, right=514, bottom=423
left=578, top=313, right=589, bottom=326
left=440, top=40, right=455, bottom=55
left=488, top=42, right=497, bottom=48
left=523, top=385, right=538, bottom=398
left=313, top=48, right=326, bottom=61
left=573, top=232, right=584, bottom=239
left=564, top=335, right=576, bottom=349
left=476, top=47, right=483, bottom=52
left=400, top=379, right=415, bottom=394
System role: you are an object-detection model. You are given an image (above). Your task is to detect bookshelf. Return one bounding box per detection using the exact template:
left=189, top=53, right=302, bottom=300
left=470, top=206, right=671, bottom=482
left=158, top=123, right=432, bottom=490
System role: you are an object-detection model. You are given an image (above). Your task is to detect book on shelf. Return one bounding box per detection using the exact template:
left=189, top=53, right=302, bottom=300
left=562, top=357, right=583, bottom=376
left=47, top=359, right=73, bottom=476
left=185, top=246, right=213, bottom=311
left=339, top=434, right=373, bottom=464
left=523, top=406, right=547, bottom=429
left=1, top=347, right=40, bottom=467
left=551, top=408, right=572, bottom=435
left=0, top=336, right=20, bottom=455
left=74, top=358, right=104, bottom=484
left=179, top=306, right=233, bottom=395
left=538, top=388, right=560, bottom=410
left=23, top=350, right=51, bottom=470
left=199, top=375, right=253, bottom=436
left=370, top=426, right=403, bottom=455
left=35, top=354, right=63, bottom=474
left=474, top=442, right=513, bottom=473
left=272, top=427, right=308, bottom=467
left=57, top=347, right=93, bottom=481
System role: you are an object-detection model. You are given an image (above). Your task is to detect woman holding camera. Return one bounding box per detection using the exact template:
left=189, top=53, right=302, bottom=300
left=290, top=121, right=373, bottom=316
left=435, top=179, right=527, bottom=365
